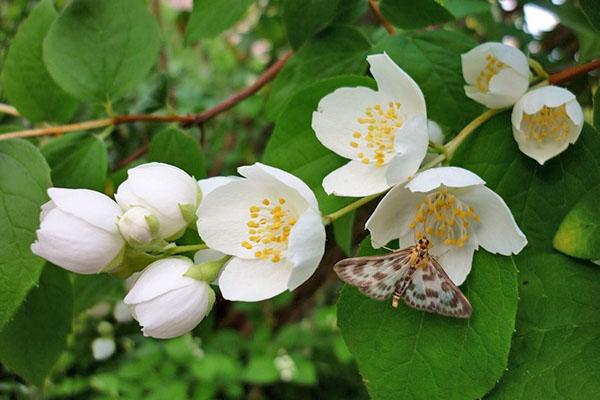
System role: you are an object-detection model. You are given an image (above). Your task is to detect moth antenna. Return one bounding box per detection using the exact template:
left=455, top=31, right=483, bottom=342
left=371, top=239, right=396, bottom=253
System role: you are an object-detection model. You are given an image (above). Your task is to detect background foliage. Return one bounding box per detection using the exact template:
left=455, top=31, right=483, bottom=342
left=0, top=0, right=598, bottom=399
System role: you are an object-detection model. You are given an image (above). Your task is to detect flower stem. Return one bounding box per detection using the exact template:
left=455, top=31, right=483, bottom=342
left=323, top=194, right=381, bottom=225
left=529, top=58, right=549, bottom=79
left=444, top=108, right=504, bottom=159
left=368, top=0, right=396, bottom=35
left=166, top=243, right=208, bottom=255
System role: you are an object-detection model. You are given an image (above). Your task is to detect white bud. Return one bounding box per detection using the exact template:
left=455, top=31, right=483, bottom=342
left=117, top=206, right=160, bottom=247
left=511, top=86, right=583, bottom=165
left=124, top=257, right=215, bottom=339
left=462, top=42, right=529, bottom=109
left=31, top=188, right=125, bottom=274
left=92, top=337, right=116, bottom=360
left=115, top=163, right=200, bottom=240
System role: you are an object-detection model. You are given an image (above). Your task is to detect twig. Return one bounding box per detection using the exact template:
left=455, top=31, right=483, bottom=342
left=0, top=51, right=293, bottom=142
left=549, top=58, right=600, bottom=84
left=368, top=0, right=396, bottom=35
left=0, top=103, right=20, bottom=117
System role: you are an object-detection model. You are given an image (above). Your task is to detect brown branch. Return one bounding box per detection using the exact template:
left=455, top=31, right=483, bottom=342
left=369, top=0, right=396, bottom=35
left=0, top=51, right=293, bottom=143
left=549, top=59, right=600, bottom=84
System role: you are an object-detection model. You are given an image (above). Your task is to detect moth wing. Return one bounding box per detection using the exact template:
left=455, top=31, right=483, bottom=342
left=333, top=249, right=413, bottom=300
left=402, top=257, right=472, bottom=318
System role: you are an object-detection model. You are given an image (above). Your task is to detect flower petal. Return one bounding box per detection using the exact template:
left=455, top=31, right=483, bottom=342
left=464, top=85, right=517, bottom=109
left=366, top=185, right=425, bottom=248
left=431, top=245, right=477, bottom=286
left=406, top=166, right=485, bottom=193
left=312, top=86, right=388, bottom=160
left=521, top=86, right=575, bottom=115
left=565, top=100, right=584, bottom=129
left=322, top=160, right=391, bottom=197
left=427, top=119, right=444, bottom=145
left=386, top=116, right=429, bottom=186
left=217, top=257, right=291, bottom=301
left=48, top=188, right=122, bottom=233
left=488, top=68, right=528, bottom=99
left=490, top=43, right=529, bottom=75
left=286, top=209, right=326, bottom=290
left=198, top=176, right=242, bottom=199
left=238, top=162, right=318, bottom=211
left=124, top=257, right=195, bottom=304
left=458, top=186, right=527, bottom=255
left=367, top=53, right=426, bottom=119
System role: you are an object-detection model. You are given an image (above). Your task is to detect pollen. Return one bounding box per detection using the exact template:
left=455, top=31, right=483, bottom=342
left=521, top=104, right=570, bottom=143
left=475, top=53, right=507, bottom=92
left=409, top=189, right=479, bottom=248
left=351, top=102, right=403, bottom=167
left=240, top=197, right=297, bottom=263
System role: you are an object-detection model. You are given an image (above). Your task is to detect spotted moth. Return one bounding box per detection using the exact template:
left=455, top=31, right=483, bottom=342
left=334, top=238, right=472, bottom=318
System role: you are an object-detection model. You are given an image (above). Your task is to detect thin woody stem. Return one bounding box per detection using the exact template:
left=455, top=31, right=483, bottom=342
left=549, top=58, right=600, bottom=84
left=368, top=0, right=396, bottom=35
left=0, top=103, right=20, bottom=117
left=444, top=108, right=504, bottom=158
left=0, top=51, right=293, bottom=142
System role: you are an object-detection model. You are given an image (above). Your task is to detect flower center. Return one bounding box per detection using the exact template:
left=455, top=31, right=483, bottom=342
left=521, top=104, right=570, bottom=143
left=241, top=197, right=297, bottom=263
left=476, top=54, right=507, bottom=92
left=351, top=102, right=403, bottom=167
left=409, top=189, right=480, bottom=248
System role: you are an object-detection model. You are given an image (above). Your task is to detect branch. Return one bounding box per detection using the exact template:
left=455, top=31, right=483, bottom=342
left=0, top=51, right=293, bottom=142
left=549, top=58, right=600, bottom=84
left=0, top=103, right=20, bottom=117
left=368, top=0, right=396, bottom=35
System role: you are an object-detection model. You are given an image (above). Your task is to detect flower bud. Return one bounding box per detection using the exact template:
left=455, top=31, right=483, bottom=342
left=462, top=42, right=529, bottom=109
left=31, top=188, right=125, bottom=274
left=115, top=163, right=200, bottom=240
left=124, top=257, right=215, bottom=339
left=511, top=86, right=583, bottom=165
left=117, top=206, right=160, bottom=247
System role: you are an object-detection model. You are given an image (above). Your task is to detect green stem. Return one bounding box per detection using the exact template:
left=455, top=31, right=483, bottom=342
left=529, top=58, right=549, bottom=79
left=165, top=243, right=208, bottom=255
left=323, top=194, right=380, bottom=225
left=444, top=108, right=504, bottom=158
left=428, top=140, right=446, bottom=155
left=96, top=125, right=114, bottom=141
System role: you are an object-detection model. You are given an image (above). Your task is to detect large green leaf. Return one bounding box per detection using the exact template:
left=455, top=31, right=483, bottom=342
left=148, top=127, right=206, bottom=179
left=553, top=184, right=600, bottom=260
left=338, top=238, right=518, bottom=400
left=380, top=0, right=455, bottom=30
left=185, top=0, right=254, bottom=45
left=594, top=88, right=600, bottom=131
left=0, top=265, right=73, bottom=387
left=0, top=139, right=52, bottom=329
left=43, top=0, right=161, bottom=102
left=452, top=114, right=600, bottom=398
left=282, top=0, right=341, bottom=49
left=73, top=274, right=124, bottom=314
left=1, top=0, right=77, bottom=122
left=263, top=76, right=376, bottom=215
left=376, top=31, right=483, bottom=133
left=41, top=133, right=108, bottom=192
left=265, top=26, right=372, bottom=121
left=579, top=0, right=600, bottom=31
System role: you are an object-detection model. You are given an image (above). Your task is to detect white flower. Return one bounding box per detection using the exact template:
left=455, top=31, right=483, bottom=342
left=124, top=257, right=214, bottom=339
left=117, top=206, right=160, bottom=247
left=311, top=53, right=429, bottom=197
left=31, top=188, right=125, bottom=274
left=511, top=86, right=584, bottom=165
left=197, top=163, right=326, bottom=301
left=462, top=42, right=529, bottom=109
left=366, top=166, right=527, bottom=285
left=115, top=163, right=200, bottom=240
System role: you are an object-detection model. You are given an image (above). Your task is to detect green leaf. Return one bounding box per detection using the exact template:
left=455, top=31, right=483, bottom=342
left=148, top=127, right=206, bottom=179
left=594, top=88, right=600, bottom=131
left=579, top=0, right=600, bottom=31
left=0, top=265, right=73, bottom=387
left=550, top=2, right=600, bottom=61
left=265, top=26, right=372, bottom=121
left=0, top=139, right=52, bottom=329
left=1, top=0, right=77, bottom=123
left=380, top=0, right=454, bottom=30
left=43, top=0, right=161, bottom=102
left=41, top=133, right=108, bottom=192
left=185, top=0, right=254, bottom=45
left=444, top=0, right=491, bottom=18
left=376, top=31, right=483, bottom=133
left=553, top=184, right=600, bottom=260
left=283, top=0, right=341, bottom=49
left=333, top=211, right=355, bottom=256
left=263, top=76, right=376, bottom=215
left=452, top=114, right=600, bottom=397
left=73, top=274, right=124, bottom=314
left=337, top=238, right=518, bottom=400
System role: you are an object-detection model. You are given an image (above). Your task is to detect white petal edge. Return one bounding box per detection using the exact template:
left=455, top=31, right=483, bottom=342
left=386, top=116, right=429, bottom=186
left=124, top=258, right=195, bottom=304
left=405, top=166, right=485, bottom=193
left=322, top=160, right=391, bottom=197
left=286, top=208, right=326, bottom=290
left=217, top=257, right=291, bottom=301
left=431, top=245, right=477, bottom=286
left=198, top=176, right=242, bottom=199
